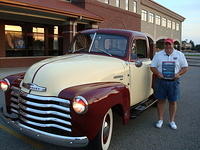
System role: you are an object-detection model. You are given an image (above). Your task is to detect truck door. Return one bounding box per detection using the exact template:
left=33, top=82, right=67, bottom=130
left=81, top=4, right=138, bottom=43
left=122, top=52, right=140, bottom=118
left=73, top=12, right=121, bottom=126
left=129, top=38, right=153, bottom=106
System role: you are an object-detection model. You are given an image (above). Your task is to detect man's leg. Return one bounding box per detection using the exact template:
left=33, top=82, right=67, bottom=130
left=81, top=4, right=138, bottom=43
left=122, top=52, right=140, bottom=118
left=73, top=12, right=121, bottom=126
left=154, top=79, right=166, bottom=128
left=157, top=99, right=166, bottom=120
left=169, top=101, right=177, bottom=122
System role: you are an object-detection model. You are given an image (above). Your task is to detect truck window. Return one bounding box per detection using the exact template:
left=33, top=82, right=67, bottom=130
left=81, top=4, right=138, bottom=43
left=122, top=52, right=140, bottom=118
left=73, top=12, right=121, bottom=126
left=92, top=34, right=127, bottom=57
left=131, top=42, right=137, bottom=59
left=134, top=39, right=147, bottom=58
left=69, top=33, right=127, bottom=58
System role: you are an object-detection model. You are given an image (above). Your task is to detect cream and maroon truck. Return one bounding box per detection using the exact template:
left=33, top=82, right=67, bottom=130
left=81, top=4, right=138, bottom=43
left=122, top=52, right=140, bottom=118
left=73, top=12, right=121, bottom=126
left=0, top=29, right=156, bottom=150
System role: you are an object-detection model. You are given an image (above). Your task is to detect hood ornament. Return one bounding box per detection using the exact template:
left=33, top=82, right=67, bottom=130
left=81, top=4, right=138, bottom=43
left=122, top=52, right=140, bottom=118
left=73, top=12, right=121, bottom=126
left=22, top=83, right=47, bottom=92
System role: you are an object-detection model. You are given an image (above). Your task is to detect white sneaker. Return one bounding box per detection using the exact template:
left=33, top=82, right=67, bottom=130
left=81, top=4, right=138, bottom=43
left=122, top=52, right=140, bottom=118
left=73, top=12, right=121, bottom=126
left=169, top=121, right=177, bottom=130
left=155, top=120, right=163, bottom=128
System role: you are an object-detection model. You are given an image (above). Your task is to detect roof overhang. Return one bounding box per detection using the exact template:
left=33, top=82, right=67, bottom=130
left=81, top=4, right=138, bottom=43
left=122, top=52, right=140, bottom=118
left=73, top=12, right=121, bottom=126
left=0, top=0, right=103, bottom=24
left=141, top=0, right=185, bottom=22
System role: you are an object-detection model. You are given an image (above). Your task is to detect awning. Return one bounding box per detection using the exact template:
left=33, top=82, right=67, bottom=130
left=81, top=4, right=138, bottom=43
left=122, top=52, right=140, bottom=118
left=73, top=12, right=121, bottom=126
left=0, top=0, right=103, bottom=22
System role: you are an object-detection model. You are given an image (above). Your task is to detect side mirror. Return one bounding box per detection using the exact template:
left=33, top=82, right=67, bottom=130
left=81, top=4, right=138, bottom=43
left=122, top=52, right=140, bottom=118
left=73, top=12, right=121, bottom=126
left=135, top=60, right=143, bottom=67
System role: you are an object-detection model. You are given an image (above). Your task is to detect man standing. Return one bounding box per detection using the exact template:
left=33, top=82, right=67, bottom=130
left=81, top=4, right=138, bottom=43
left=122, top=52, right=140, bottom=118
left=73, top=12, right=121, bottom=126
left=150, top=38, right=188, bottom=130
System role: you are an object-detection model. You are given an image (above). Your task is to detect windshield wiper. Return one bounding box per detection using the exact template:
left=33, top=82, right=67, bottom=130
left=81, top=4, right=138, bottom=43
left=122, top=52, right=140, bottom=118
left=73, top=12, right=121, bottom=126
left=88, top=33, right=112, bottom=56
left=89, top=33, right=97, bottom=53
left=95, top=48, right=112, bottom=56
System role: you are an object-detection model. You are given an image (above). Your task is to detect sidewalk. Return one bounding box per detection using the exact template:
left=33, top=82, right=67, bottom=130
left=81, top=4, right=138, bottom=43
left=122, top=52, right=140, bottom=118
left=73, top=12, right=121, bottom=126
left=0, top=67, right=28, bottom=79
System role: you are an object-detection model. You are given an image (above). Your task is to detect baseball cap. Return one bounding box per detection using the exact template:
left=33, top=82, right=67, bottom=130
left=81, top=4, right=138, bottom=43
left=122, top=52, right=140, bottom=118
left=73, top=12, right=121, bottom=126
left=164, top=38, right=174, bottom=44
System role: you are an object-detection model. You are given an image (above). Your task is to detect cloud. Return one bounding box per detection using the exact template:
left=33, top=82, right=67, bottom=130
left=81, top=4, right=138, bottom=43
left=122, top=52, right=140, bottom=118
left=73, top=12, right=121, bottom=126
left=183, top=23, right=200, bottom=44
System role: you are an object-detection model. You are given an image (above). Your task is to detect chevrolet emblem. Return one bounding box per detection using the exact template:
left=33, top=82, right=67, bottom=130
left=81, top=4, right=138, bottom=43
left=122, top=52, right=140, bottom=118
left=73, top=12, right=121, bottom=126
left=22, top=83, right=47, bottom=92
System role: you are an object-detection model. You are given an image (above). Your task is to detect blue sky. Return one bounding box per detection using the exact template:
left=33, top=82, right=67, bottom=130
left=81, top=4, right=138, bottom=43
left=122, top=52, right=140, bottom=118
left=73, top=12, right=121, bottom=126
left=155, top=0, right=200, bottom=45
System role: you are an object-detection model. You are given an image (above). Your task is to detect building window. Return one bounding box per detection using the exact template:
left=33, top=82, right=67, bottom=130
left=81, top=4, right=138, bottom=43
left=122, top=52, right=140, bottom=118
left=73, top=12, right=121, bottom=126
left=53, top=26, right=59, bottom=53
left=5, top=25, right=25, bottom=57
left=125, top=0, right=129, bottom=10
left=172, top=22, right=176, bottom=30
left=133, top=1, right=137, bottom=13
left=105, top=0, right=109, bottom=4
left=155, top=15, right=161, bottom=25
left=162, top=18, right=166, bottom=27
left=176, top=23, right=180, bottom=31
left=5, top=25, right=60, bottom=57
left=32, top=27, right=45, bottom=56
left=148, top=13, right=154, bottom=23
left=116, top=0, right=120, bottom=7
left=141, top=10, right=147, bottom=21
left=167, top=20, right=172, bottom=29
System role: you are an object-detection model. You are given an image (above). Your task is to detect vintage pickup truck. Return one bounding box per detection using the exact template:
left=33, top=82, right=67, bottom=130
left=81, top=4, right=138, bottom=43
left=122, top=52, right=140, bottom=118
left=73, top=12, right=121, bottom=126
left=0, top=29, right=156, bottom=150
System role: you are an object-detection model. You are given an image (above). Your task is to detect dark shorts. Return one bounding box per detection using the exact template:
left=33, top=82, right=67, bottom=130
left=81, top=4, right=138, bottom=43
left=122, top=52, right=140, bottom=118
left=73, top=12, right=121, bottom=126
left=154, top=78, right=180, bottom=102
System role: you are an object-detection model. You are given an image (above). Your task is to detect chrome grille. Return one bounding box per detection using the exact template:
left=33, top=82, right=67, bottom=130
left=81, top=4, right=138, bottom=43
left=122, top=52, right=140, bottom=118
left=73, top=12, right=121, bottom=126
left=10, top=87, right=20, bottom=114
left=10, top=86, right=72, bottom=136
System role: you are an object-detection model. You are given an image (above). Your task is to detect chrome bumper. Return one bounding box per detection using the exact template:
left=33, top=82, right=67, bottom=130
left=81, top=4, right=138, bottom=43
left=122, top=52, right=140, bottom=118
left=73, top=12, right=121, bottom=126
left=0, top=92, right=89, bottom=148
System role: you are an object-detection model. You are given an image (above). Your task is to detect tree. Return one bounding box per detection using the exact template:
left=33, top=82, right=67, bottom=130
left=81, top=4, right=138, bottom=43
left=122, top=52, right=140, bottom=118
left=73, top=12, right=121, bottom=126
left=195, top=44, right=200, bottom=51
left=189, top=40, right=195, bottom=50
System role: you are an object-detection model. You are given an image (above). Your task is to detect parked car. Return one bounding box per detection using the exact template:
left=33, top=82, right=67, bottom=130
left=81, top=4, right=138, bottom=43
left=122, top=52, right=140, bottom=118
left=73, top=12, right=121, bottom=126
left=0, top=29, right=156, bottom=150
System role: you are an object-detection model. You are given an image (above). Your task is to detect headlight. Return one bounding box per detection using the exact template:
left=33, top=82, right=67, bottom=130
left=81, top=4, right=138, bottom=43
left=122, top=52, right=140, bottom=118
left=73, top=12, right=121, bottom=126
left=0, top=79, right=10, bottom=91
left=72, top=96, right=88, bottom=114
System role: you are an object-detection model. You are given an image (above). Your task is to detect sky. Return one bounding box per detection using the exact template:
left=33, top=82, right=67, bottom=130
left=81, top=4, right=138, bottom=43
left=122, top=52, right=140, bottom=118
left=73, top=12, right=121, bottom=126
left=154, top=0, right=200, bottom=45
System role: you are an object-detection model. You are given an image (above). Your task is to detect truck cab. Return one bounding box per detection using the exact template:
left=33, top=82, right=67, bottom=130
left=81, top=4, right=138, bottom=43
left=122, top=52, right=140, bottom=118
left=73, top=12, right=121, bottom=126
left=0, top=29, right=156, bottom=150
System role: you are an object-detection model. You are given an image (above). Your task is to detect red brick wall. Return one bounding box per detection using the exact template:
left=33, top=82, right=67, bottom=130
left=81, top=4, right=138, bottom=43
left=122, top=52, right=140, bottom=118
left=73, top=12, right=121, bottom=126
left=75, top=0, right=141, bottom=31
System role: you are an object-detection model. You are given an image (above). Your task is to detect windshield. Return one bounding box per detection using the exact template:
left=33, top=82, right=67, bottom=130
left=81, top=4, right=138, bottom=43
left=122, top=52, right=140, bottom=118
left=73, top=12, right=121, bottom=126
left=68, top=33, right=128, bottom=57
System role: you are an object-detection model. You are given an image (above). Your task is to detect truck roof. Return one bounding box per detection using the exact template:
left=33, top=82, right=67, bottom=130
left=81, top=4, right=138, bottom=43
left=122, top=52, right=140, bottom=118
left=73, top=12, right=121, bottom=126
left=80, top=28, right=147, bottom=38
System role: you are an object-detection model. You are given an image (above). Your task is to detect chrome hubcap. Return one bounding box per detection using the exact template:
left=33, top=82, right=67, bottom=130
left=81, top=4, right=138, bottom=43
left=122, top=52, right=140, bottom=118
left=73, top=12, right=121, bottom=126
left=103, top=115, right=110, bottom=144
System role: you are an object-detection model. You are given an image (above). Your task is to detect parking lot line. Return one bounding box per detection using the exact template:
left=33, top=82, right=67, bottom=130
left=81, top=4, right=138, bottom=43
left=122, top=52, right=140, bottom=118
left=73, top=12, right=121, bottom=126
left=0, top=124, right=45, bottom=149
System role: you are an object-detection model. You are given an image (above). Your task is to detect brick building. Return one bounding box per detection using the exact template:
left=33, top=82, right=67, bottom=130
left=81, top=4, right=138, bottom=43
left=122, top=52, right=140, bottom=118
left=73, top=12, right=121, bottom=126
left=0, top=0, right=184, bottom=68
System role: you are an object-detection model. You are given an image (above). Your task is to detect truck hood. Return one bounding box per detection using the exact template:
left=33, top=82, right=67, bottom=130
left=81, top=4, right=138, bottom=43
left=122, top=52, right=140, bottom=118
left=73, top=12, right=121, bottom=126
left=21, top=54, right=126, bottom=96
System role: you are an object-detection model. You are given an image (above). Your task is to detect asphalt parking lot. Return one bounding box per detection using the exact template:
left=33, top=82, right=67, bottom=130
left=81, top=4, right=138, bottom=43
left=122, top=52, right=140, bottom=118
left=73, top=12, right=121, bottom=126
left=0, top=57, right=200, bottom=150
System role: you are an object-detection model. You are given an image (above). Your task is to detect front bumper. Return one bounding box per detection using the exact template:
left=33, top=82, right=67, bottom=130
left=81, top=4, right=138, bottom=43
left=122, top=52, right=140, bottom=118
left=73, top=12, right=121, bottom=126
left=0, top=92, right=89, bottom=148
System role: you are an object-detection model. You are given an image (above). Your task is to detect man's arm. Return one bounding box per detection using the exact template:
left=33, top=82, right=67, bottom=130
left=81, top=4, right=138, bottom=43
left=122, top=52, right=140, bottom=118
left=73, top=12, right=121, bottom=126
left=175, top=67, right=188, bottom=79
left=175, top=52, right=189, bottom=79
left=150, top=67, right=164, bottom=79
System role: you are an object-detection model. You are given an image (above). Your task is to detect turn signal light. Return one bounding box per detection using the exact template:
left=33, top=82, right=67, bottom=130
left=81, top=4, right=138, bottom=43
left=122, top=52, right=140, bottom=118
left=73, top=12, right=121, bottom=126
left=0, top=79, right=10, bottom=91
left=72, top=96, right=88, bottom=114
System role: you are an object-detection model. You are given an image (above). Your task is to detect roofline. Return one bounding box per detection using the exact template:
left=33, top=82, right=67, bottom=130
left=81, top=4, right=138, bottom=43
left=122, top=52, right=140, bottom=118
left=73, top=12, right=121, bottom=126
left=0, top=0, right=103, bottom=22
left=141, top=0, right=185, bottom=22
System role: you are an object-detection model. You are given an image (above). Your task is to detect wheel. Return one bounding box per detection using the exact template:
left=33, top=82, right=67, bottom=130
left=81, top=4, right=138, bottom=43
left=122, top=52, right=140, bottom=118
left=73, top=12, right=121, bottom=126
left=87, top=108, right=113, bottom=150
left=101, top=108, right=113, bottom=150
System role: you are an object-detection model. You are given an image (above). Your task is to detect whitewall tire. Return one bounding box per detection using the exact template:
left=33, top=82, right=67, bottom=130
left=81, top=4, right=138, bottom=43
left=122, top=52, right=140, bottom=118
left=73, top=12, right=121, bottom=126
left=87, top=108, right=113, bottom=150
left=101, top=108, right=113, bottom=150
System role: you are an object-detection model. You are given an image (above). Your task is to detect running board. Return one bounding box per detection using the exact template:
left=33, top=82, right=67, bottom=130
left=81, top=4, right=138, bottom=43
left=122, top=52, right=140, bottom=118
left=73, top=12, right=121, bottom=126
left=130, top=97, right=157, bottom=119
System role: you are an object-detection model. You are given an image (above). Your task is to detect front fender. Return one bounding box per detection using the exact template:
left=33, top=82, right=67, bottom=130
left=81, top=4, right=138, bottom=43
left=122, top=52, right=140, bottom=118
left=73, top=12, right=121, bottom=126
left=2, top=72, right=25, bottom=114
left=58, top=82, right=130, bottom=140
left=2, top=72, right=25, bottom=87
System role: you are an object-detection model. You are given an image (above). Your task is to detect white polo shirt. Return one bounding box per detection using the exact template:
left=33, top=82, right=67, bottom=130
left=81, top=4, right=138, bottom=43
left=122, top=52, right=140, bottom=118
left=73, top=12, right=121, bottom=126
left=151, top=49, right=188, bottom=74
